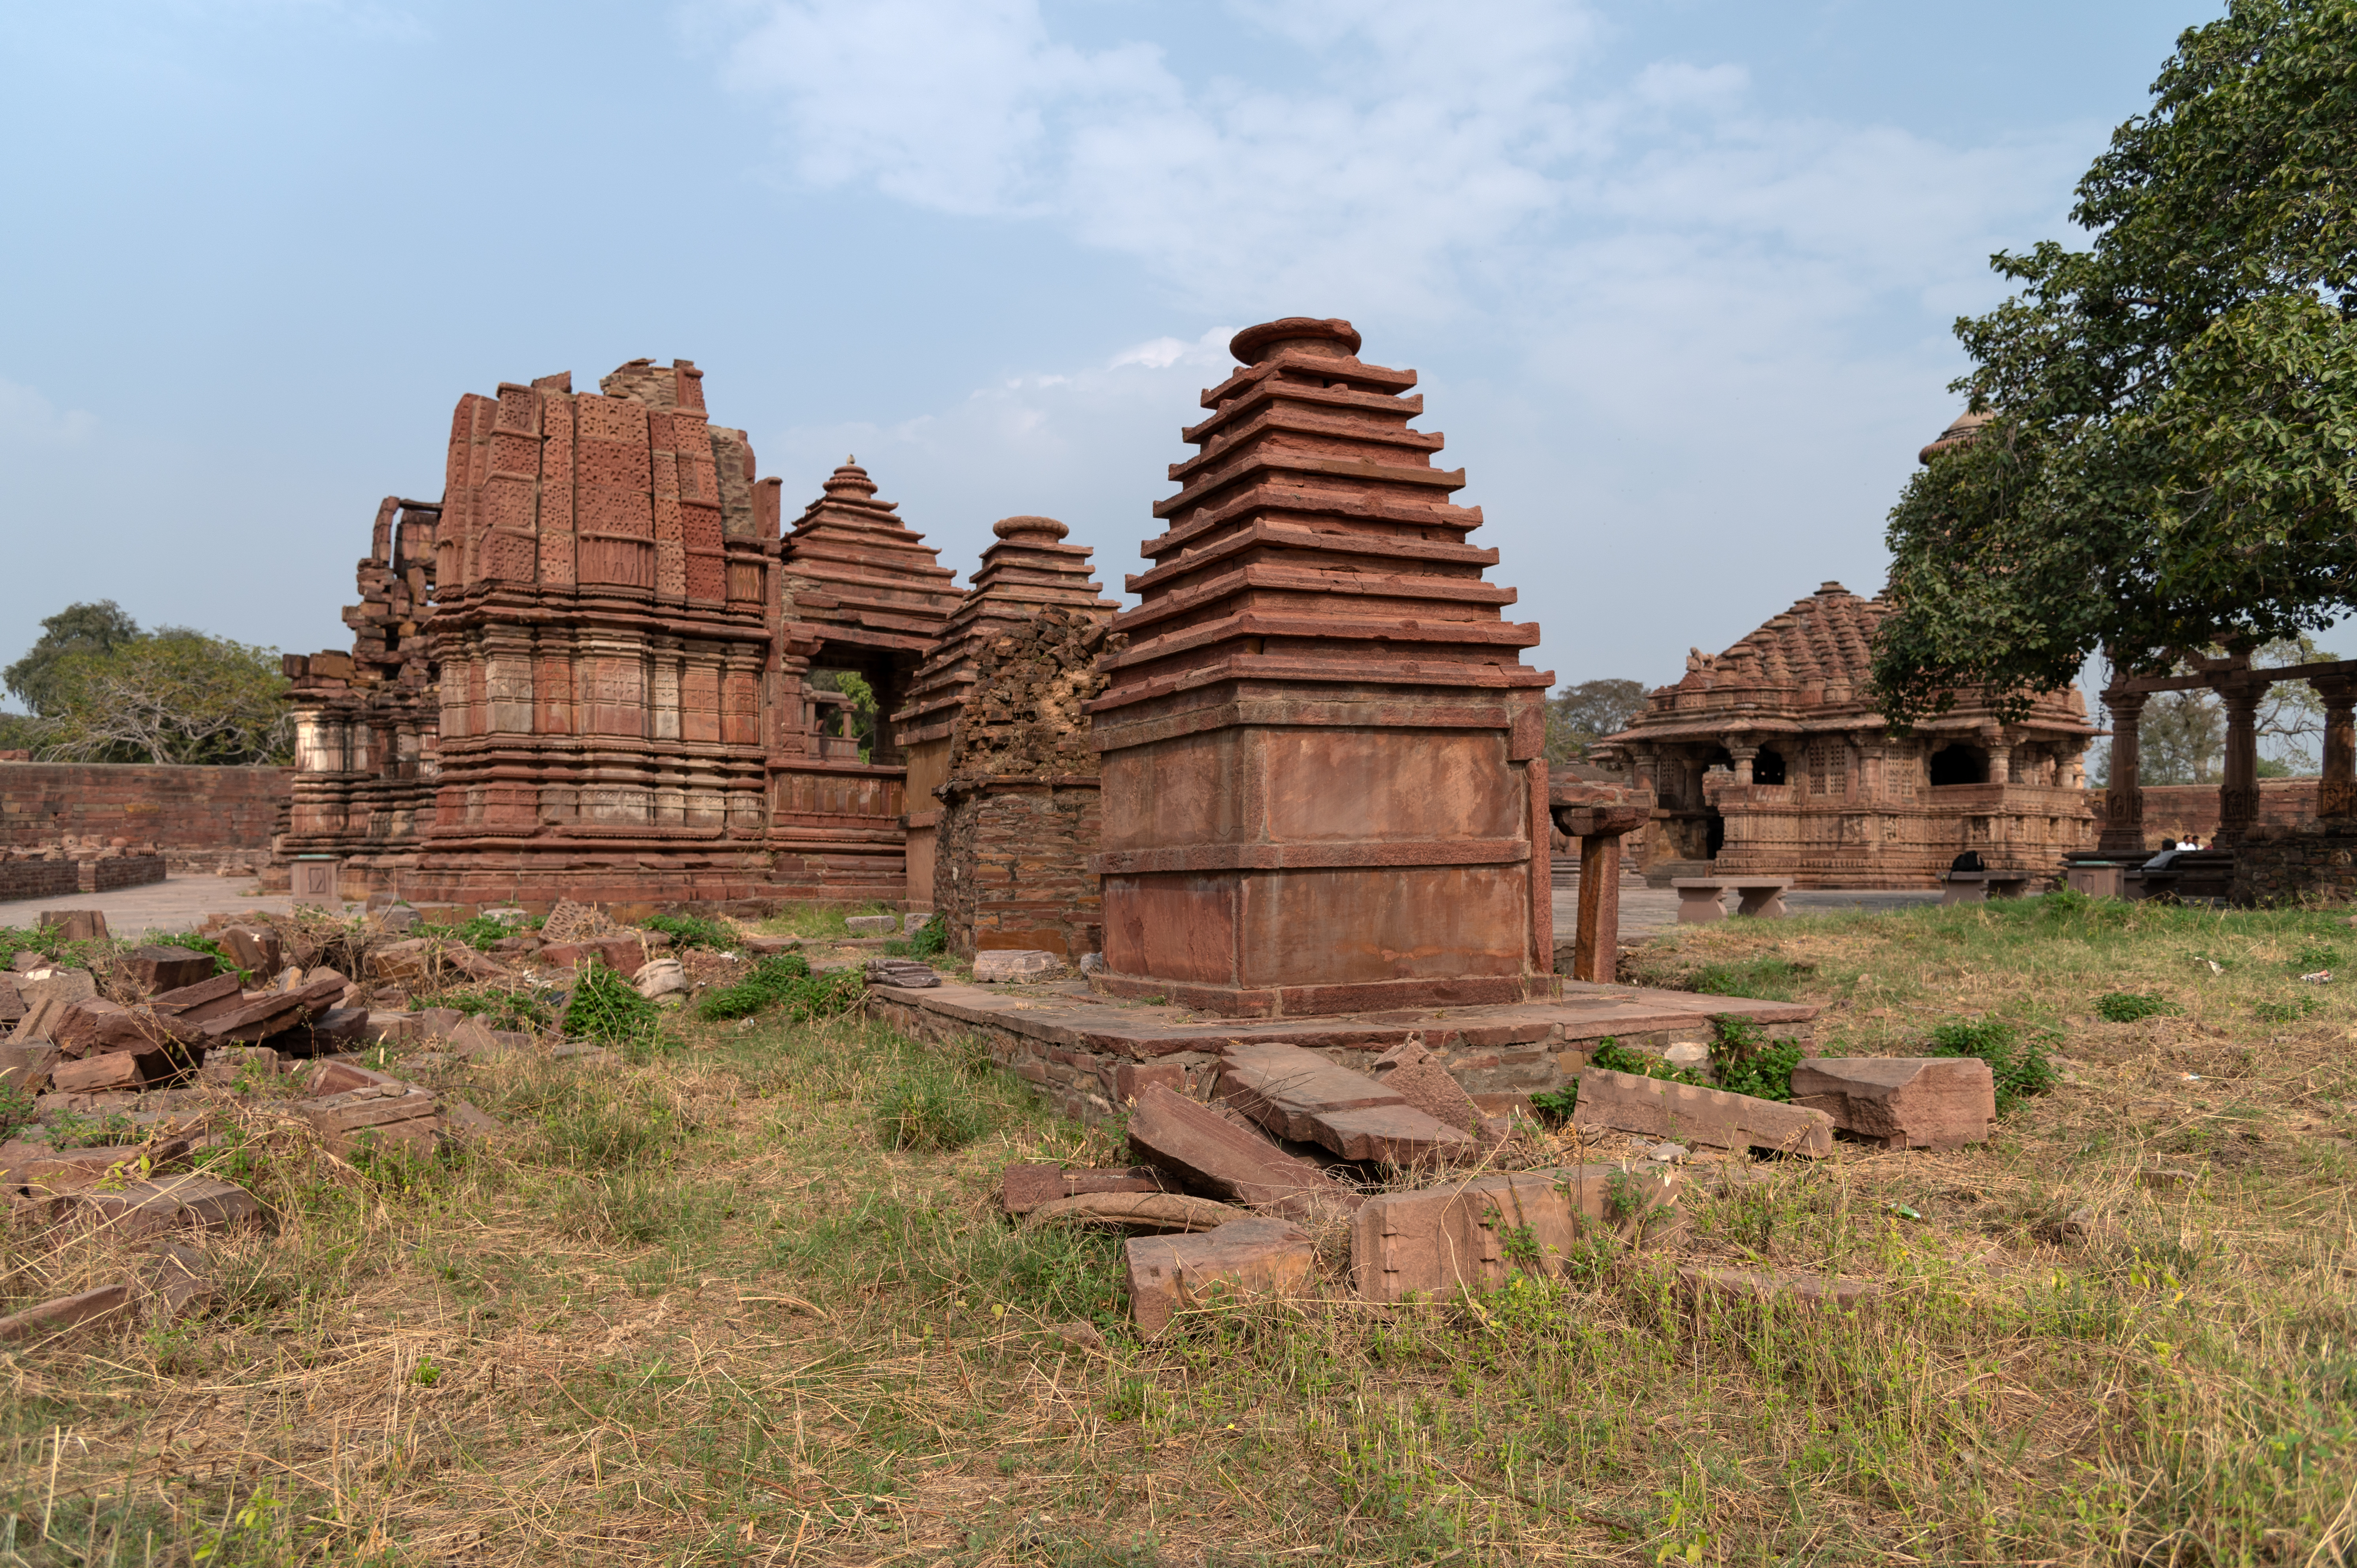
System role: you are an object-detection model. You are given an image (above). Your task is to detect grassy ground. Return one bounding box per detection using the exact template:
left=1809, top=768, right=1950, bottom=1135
left=4, top=894, right=2356, bottom=1564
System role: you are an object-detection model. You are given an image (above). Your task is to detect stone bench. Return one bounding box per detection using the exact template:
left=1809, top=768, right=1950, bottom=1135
left=1670, top=877, right=1792, bottom=923
left=1940, top=870, right=2031, bottom=905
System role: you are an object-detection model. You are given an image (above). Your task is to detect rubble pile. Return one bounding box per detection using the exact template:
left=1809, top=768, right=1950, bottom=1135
left=2, top=834, right=161, bottom=865
left=947, top=609, right=1124, bottom=778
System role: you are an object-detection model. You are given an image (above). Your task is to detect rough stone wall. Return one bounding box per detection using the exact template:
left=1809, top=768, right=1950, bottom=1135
left=2095, top=779, right=2319, bottom=848
left=937, top=609, right=1122, bottom=958
left=0, top=860, right=80, bottom=903
left=0, top=763, right=291, bottom=865
left=2230, top=821, right=2357, bottom=905
left=939, top=781, right=1103, bottom=958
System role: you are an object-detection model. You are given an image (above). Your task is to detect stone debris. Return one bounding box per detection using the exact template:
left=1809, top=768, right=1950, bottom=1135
left=1367, top=1039, right=1488, bottom=1138
left=845, top=915, right=899, bottom=937
left=973, top=949, right=1061, bottom=984
left=540, top=899, right=624, bottom=944
left=1789, top=1057, right=1996, bottom=1151
left=216, top=926, right=283, bottom=976
left=1219, top=1042, right=1473, bottom=1164
left=1126, top=1083, right=1363, bottom=1219
left=141, top=1241, right=213, bottom=1320
left=865, top=958, right=941, bottom=989
left=1022, top=1191, right=1245, bottom=1232
left=51, top=1174, right=264, bottom=1240
left=1573, top=1067, right=1835, bottom=1157
left=1124, top=1215, right=1314, bottom=1338
left=1351, top=1165, right=1683, bottom=1302
left=1002, top=1162, right=1175, bottom=1215
left=1677, top=1266, right=1881, bottom=1313
left=38, top=910, right=111, bottom=944
left=0, top=1041, right=59, bottom=1093
left=1, top=1134, right=193, bottom=1196
left=121, top=945, right=216, bottom=994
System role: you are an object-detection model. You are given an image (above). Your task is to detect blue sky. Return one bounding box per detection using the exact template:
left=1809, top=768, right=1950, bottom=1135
left=0, top=0, right=2211, bottom=698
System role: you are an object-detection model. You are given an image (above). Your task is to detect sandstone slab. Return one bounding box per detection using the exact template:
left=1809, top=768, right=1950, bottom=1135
left=1677, top=1266, right=1880, bottom=1313
left=0, top=1041, right=59, bottom=1094
left=1351, top=1164, right=1682, bottom=1302
left=1002, top=1162, right=1175, bottom=1215
left=0, top=1283, right=132, bottom=1344
left=302, top=1083, right=442, bottom=1157
left=1573, top=1068, right=1833, bottom=1157
left=123, top=946, right=216, bottom=995
left=845, top=915, right=899, bottom=936
left=52, top=1174, right=263, bottom=1239
left=973, top=949, right=1061, bottom=984
left=1126, top=1083, right=1360, bottom=1218
left=1790, top=1057, right=1995, bottom=1151
left=1369, top=1039, right=1486, bottom=1136
left=1218, top=1042, right=1472, bottom=1162
left=1025, top=1192, right=1243, bottom=1232
left=1125, top=1215, right=1313, bottom=1337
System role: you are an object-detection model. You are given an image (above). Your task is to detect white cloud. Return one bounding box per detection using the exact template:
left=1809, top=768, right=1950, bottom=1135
left=0, top=378, right=96, bottom=445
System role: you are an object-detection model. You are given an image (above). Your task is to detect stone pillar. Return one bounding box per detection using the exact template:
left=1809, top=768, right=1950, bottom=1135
left=2315, top=676, right=2357, bottom=819
left=1725, top=742, right=1758, bottom=786
left=2218, top=674, right=2265, bottom=848
left=1988, top=735, right=2012, bottom=785
left=2098, top=689, right=2147, bottom=855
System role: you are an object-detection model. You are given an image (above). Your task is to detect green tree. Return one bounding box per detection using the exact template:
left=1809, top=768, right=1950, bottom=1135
left=1873, top=0, right=2357, bottom=728
left=1545, top=678, right=1649, bottom=764
left=39, top=628, right=291, bottom=765
left=4, top=600, right=142, bottom=716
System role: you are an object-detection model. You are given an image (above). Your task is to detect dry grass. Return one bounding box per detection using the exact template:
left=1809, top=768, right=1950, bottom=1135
left=4, top=893, right=2357, bottom=1564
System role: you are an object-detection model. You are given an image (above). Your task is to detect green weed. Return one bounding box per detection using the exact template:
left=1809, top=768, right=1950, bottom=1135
left=644, top=911, right=736, bottom=951
left=1927, top=1015, right=2058, bottom=1115
left=2095, top=991, right=2179, bottom=1023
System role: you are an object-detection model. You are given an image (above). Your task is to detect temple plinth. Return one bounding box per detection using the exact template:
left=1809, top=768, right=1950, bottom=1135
left=1087, top=317, right=1556, bottom=1017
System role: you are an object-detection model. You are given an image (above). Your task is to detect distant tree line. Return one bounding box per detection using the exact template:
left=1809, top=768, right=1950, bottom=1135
left=0, top=600, right=291, bottom=766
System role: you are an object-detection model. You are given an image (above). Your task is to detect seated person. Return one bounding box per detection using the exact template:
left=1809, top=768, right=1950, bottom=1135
left=2142, top=838, right=2183, bottom=871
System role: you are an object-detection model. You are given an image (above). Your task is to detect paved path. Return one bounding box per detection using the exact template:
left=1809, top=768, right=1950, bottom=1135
left=0, top=875, right=308, bottom=938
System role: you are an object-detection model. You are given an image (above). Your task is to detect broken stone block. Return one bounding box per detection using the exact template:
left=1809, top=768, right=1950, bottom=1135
left=844, top=915, right=898, bottom=936
left=414, top=1006, right=467, bottom=1040
left=141, top=1242, right=212, bottom=1321
left=38, top=910, right=110, bottom=944
left=1002, top=1162, right=1175, bottom=1215
left=301, top=1083, right=442, bottom=1157
left=54, top=999, right=170, bottom=1060
left=865, top=958, right=940, bottom=989
left=1124, top=1215, right=1313, bottom=1338
left=0, top=976, right=21, bottom=1026
left=1789, top=1057, right=1996, bottom=1151
left=309, top=1057, right=402, bottom=1096
left=1369, top=1039, right=1486, bottom=1137
left=201, top=1045, right=283, bottom=1087
left=18, top=966, right=97, bottom=1012
left=217, top=926, right=282, bottom=976
left=537, top=938, right=643, bottom=973
left=364, top=1011, right=419, bottom=1044
left=366, top=938, right=434, bottom=983
left=2, top=1136, right=191, bottom=1195
left=51, top=1174, right=263, bottom=1239
left=1126, top=1083, right=1361, bottom=1218
left=1677, top=1266, right=1880, bottom=1313
left=51, top=1051, right=162, bottom=1094
left=446, top=1016, right=516, bottom=1061
left=122, top=946, right=217, bottom=995
left=633, top=957, right=688, bottom=1001
left=0, top=1283, right=132, bottom=1344
left=442, top=1098, right=502, bottom=1138
left=973, top=949, right=1060, bottom=983
left=1573, top=1068, right=1834, bottom=1157
left=0, top=1041, right=59, bottom=1094
left=1351, top=1165, right=1683, bottom=1302
left=1218, top=1042, right=1471, bottom=1163
left=742, top=935, right=800, bottom=957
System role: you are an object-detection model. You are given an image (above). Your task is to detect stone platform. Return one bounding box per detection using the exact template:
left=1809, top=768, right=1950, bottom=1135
left=868, top=976, right=1815, bottom=1127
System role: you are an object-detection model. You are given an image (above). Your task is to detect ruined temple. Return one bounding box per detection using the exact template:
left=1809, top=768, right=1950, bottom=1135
left=769, top=461, right=963, bottom=899
left=893, top=515, right=1117, bottom=913
left=278, top=497, right=444, bottom=892
left=1088, top=317, right=1556, bottom=1017
left=1596, top=583, right=2096, bottom=888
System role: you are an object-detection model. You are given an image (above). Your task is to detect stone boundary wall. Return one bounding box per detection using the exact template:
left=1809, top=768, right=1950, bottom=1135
left=2093, top=779, right=2318, bottom=845
left=2232, top=823, right=2357, bottom=906
left=0, top=764, right=292, bottom=862
left=85, top=854, right=167, bottom=892
left=0, top=861, right=79, bottom=904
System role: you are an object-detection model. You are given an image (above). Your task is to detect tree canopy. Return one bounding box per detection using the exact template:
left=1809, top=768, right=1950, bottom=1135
left=3, top=600, right=142, bottom=717
left=1545, top=678, right=1649, bottom=764
left=1873, top=0, right=2357, bottom=728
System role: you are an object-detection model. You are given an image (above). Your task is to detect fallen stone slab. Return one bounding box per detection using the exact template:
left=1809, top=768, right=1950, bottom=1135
left=201, top=1045, right=283, bottom=1087
left=1677, top=1266, right=1880, bottom=1313
left=216, top=926, right=282, bottom=976
left=414, top=1006, right=467, bottom=1040
left=309, top=1057, right=405, bottom=1096
left=151, top=972, right=243, bottom=1020
left=121, top=946, right=217, bottom=996
left=0, top=976, right=21, bottom=1026
left=1125, top=1215, right=1314, bottom=1338
left=1024, top=1191, right=1245, bottom=1232
left=538, top=937, right=644, bottom=973
left=141, top=1241, right=212, bottom=1321
left=1002, top=1162, right=1175, bottom=1215
left=51, top=1051, right=170, bottom=1094
left=845, top=915, right=899, bottom=937
left=1126, top=1083, right=1362, bottom=1219
left=973, top=949, right=1060, bottom=984
left=442, top=1098, right=502, bottom=1138
left=1573, top=1068, right=1833, bottom=1157
left=1218, top=1042, right=1471, bottom=1164
left=1352, top=1165, right=1683, bottom=1302
left=54, top=999, right=172, bottom=1060
left=742, top=935, right=801, bottom=957
left=51, top=1174, right=264, bottom=1240
left=1789, top=1057, right=1996, bottom=1151
left=2, top=1136, right=189, bottom=1194
left=0, top=1283, right=132, bottom=1344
